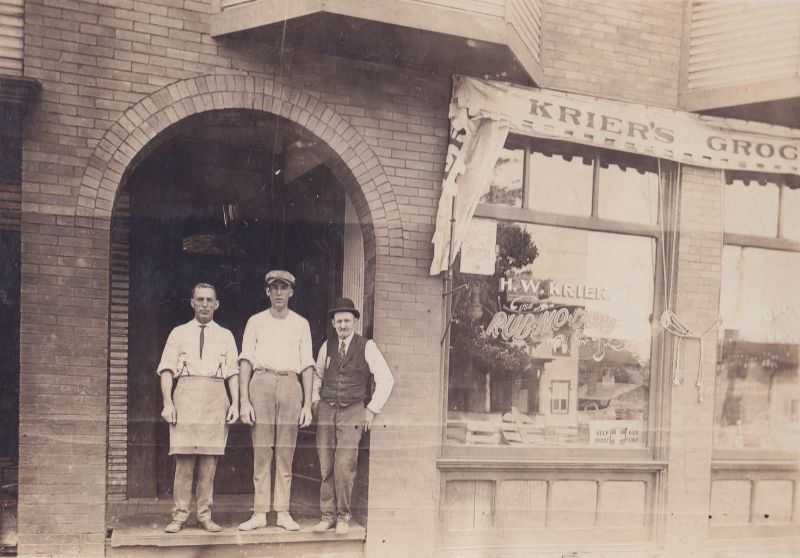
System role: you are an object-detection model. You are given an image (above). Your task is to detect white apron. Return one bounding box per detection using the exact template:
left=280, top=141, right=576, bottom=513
left=169, top=376, right=229, bottom=455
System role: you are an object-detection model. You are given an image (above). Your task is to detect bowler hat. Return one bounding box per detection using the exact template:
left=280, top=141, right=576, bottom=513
left=265, top=269, right=295, bottom=287
left=328, top=297, right=360, bottom=319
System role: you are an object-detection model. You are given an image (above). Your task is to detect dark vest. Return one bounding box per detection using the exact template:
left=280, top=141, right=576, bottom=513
left=320, top=334, right=370, bottom=406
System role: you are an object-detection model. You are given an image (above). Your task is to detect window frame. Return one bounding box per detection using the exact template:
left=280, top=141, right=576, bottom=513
left=714, top=172, right=800, bottom=464
left=442, top=135, right=677, bottom=464
left=550, top=380, right=570, bottom=415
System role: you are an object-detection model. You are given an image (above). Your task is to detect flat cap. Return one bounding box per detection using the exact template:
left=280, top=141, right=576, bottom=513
left=265, top=269, right=295, bottom=287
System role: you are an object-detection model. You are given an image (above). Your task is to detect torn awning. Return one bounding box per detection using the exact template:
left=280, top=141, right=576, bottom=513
left=430, top=75, right=800, bottom=275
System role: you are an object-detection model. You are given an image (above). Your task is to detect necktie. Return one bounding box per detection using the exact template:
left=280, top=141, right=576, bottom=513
left=339, top=340, right=347, bottom=359
left=199, top=325, right=206, bottom=359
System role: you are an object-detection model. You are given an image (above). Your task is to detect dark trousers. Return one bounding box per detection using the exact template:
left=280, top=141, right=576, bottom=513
left=316, top=400, right=364, bottom=522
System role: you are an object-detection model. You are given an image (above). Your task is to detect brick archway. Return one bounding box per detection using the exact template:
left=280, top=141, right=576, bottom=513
left=76, top=73, right=402, bottom=257
left=85, top=73, right=401, bottom=502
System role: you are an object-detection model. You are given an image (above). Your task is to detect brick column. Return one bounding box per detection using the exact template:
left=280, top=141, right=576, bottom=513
left=660, top=165, right=723, bottom=557
left=17, top=213, right=109, bottom=557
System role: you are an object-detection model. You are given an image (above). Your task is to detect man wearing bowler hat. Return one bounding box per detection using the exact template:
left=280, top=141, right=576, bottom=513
left=311, top=298, right=394, bottom=535
left=238, top=270, right=315, bottom=532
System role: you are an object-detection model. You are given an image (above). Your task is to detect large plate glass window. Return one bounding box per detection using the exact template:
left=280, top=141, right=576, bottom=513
left=447, top=137, right=662, bottom=452
left=714, top=172, right=800, bottom=458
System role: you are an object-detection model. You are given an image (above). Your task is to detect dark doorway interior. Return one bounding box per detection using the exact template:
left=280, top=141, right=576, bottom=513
left=124, top=125, right=346, bottom=516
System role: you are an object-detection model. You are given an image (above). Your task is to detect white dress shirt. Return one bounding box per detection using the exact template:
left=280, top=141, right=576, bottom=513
left=157, top=319, right=239, bottom=379
left=312, top=332, right=394, bottom=414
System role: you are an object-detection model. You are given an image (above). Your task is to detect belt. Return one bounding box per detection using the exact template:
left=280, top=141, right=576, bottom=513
left=253, top=368, right=294, bottom=376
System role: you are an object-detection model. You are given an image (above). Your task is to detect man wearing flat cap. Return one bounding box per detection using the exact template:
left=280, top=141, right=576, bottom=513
left=238, top=270, right=315, bottom=532
left=311, top=298, right=394, bottom=535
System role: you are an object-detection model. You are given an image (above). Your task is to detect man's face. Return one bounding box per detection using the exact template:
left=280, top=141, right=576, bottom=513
left=267, top=281, right=293, bottom=310
left=191, top=287, right=219, bottom=324
left=331, top=311, right=357, bottom=340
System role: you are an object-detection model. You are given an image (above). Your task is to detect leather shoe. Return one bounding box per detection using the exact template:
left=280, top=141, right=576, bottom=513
left=238, top=513, right=267, bottom=531
left=335, top=520, right=350, bottom=536
left=276, top=511, right=300, bottom=531
left=164, top=520, right=184, bottom=533
left=198, top=519, right=222, bottom=532
left=313, top=517, right=336, bottom=533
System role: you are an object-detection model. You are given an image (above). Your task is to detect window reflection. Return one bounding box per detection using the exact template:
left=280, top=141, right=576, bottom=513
left=480, top=146, right=524, bottom=207
left=715, top=246, right=800, bottom=453
left=447, top=223, right=655, bottom=449
left=724, top=180, right=779, bottom=237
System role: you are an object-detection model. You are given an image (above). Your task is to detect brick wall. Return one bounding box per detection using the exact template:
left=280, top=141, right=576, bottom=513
left=541, top=0, right=684, bottom=107
left=18, top=213, right=110, bottom=557
left=662, top=164, right=723, bottom=555
left=20, top=1, right=450, bottom=556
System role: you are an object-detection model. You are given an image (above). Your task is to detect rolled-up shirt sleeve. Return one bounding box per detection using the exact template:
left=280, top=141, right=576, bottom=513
left=156, top=329, right=180, bottom=377
left=365, top=340, right=394, bottom=414
left=222, top=329, right=240, bottom=379
left=312, top=343, right=328, bottom=404
left=238, top=316, right=257, bottom=367
left=299, top=320, right=315, bottom=371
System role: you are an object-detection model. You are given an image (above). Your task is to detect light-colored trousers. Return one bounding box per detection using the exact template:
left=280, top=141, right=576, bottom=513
left=172, top=454, right=218, bottom=522
left=249, top=372, right=302, bottom=513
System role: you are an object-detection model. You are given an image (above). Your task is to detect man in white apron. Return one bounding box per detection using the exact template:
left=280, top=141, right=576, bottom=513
left=238, top=270, right=315, bottom=532
left=158, top=283, right=240, bottom=533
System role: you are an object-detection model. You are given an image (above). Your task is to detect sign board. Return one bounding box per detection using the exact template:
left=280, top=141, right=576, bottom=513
left=589, top=420, right=643, bottom=447
left=453, top=75, right=800, bottom=176
left=459, top=218, right=497, bottom=275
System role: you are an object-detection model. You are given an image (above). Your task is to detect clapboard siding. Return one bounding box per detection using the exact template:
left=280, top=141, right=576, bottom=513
left=0, top=0, right=23, bottom=75
left=687, top=1, right=800, bottom=91
left=508, top=0, right=543, bottom=64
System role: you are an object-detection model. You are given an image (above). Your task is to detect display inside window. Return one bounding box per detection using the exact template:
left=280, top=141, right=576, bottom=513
left=447, top=221, right=655, bottom=449
left=714, top=246, right=800, bottom=453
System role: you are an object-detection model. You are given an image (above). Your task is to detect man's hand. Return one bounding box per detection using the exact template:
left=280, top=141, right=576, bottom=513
left=240, top=401, right=256, bottom=425
left=299, top=404, right=313, bottom=428
left=363, top=408, right=376, bottom=432
left=226, top=404, right=239, bottom=424
left=161, top=402, right=177, bottom=425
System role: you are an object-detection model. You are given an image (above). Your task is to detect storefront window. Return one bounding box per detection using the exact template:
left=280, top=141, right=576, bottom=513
left=447, top=221, right=655, bottom=449
left=724, top=179, right=779, bottom=237
left=527, top=151, right=593, bottom=217
left=597, top=161, right=658, bottom=225
left=480, top=145, right=524, bottom=207
left=714, top=246, right=800, bottom=454
left=782, top=186, right=800, bottom=241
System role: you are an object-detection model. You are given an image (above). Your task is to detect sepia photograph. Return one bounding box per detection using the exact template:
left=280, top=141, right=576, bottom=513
left=0, top=0, right=798, bottom=556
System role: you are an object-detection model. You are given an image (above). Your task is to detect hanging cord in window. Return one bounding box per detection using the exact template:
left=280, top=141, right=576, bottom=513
left=657, top=160, right=722, bottom=402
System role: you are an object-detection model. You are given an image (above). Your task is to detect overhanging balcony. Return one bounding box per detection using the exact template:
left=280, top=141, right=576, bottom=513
left=680, top=0, right=800, bottom=126
left=211, top=0, right=542, bottom=84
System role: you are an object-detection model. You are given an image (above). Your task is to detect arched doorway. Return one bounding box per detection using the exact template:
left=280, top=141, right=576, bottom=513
left=108, top=108, right=368, bottom=525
